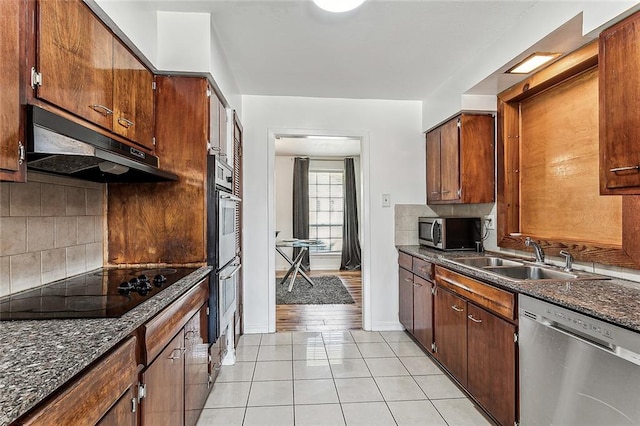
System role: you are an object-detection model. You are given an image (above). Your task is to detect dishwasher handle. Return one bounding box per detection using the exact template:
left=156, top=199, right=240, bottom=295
left=537, top=316, right=640, bottom=366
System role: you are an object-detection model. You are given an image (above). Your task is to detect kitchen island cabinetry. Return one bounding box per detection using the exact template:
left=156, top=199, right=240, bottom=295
left=0, top=0, right=26, bottom=182
left=434, top=265, right=517, bottom=426
left=398, top=252, right=434, bottom=351
left=425, top=113, right=494, bottom=204
left=599, top=10, right=640, bottom=195
left=19, top=337, right=138, bottom=426
left=33, top=0, right=155, bottom=151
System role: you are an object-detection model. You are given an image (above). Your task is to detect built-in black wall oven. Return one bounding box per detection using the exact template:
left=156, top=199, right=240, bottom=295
left=207, top=155, right=241, bottom=345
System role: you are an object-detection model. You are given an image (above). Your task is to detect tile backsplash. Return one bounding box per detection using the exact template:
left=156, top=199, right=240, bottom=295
left=0, top=172, right=105, bottom=296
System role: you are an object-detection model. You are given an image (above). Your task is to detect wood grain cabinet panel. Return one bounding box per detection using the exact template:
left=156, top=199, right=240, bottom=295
left=141, top=330, right=185, bottom=426
left=434, top=286, right=468, bottom=386
left=97, top=387, right=136, bottom=426
left=0, top=0, right=25, bottom=182
left=184, top=305, right=210, bottom=426
left=113, top=39, right=155, bottom=150
left=398, top=266, right=414, bottom=333
left=467, top=303, right=517, bottom=426
left=413, top=275, right=434, bottom=350
left=426, top=113, right=494, bottom=204
left=37, top=0, right=114, bottom=129
left=599, top=10, right=640, bottom=194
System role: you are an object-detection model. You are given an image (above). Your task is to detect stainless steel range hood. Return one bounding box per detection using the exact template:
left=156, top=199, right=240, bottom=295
left=26, top=106, right=178, bottom=183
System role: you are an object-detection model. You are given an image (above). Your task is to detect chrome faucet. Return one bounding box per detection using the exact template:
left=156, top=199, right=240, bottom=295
left=525, top=237, right=545, bottom=263
left=559, top=250, right=574, bottom=272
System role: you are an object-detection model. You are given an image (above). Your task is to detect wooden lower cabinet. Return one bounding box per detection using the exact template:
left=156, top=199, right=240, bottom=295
left=185, top=305, right=210, bottom=426
left=433, top=286, right=468, bottom=386
left=398, top=266, right=414, bottom=332
left=467, top=304, right=516, bottom=426
left=141, top=329, right=186, bottom=426
left=97, top=387, right=136, bottom=426
left=413, top=275, right=434, bottom=350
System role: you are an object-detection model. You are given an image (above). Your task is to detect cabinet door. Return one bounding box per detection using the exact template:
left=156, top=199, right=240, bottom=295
left=439, top=119, right=460, bottom=201
left=219, top=100, right=227, bottom=155
left=142, top=330, right=185, bottom=426
left=37, top=0, right=114, bottom=129
left=413, top=275, right=433, bottom=350
left=426, top=129, right=441, bottom=202
left=209, top=93, right=220, bottom=151
left=97, top=387, right=136, bottom=426
left=0, top=0, right=25, bottom=182
left=599, top=11, right=640, bottom=194
left=399, top=267, right=414, bottom=333
left=113, top=39, right=155, bottom=150
left=434, top=286, right=467, bottom=386
left=185, top=306, right=210, bottom=426
left=467, top=303, right=516, bottom=426
left=459, top=114, right=495, bottom=203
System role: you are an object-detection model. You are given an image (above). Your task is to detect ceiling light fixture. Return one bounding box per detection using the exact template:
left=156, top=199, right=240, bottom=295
left=506, top=52, right=561, bottom=74
left=312, top=0, right=366, bottom=13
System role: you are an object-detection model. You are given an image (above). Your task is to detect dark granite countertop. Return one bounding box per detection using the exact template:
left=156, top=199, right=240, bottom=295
left=0, top=266, right=212, bottom=426
left=398, top=245, right=640, bottom=333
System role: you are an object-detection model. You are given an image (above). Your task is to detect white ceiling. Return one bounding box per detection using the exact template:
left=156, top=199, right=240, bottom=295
left=275, top=137, right=361, bottom=157
left=140, top=0, right=551, bottom=100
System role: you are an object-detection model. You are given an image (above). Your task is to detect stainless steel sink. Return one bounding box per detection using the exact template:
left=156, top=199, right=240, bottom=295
left=451, top=256, right=524, bottom=268
left=450, top=256, right=610, bottom=282
left=484, top=265, right=579, bottom=281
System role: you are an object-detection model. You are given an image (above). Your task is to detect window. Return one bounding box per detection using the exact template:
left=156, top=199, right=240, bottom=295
left=309, top=170, right=343, bottom=253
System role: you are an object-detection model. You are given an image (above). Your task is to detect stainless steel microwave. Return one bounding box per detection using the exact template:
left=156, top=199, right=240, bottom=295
left=418, top=217, right=481, bottom=250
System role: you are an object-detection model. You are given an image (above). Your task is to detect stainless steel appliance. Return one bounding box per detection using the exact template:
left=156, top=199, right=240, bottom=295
left=519, top=294, right=640, bottom=425
left=0, top=267, right=197, bottom=321
left=418, top=216, right=481, bottom=250
left=206, top=155, right=241, bottom=345
left=26, top=106, right=178, bottom=182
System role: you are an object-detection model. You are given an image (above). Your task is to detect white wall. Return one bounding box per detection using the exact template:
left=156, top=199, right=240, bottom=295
left=157, top=11, right=211, bottom=72
left=242, top=95, right=423, bottom=333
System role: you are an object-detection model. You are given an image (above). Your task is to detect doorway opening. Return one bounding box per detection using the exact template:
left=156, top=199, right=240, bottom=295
left=272, top=134, right=365, bottom=332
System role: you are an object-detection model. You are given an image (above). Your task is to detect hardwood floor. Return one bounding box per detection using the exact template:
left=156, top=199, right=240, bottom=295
left=276, top=269, right=362, bottom=332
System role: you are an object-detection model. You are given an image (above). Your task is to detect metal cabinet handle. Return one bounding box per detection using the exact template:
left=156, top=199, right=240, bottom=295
left=18, top=141, right=25, bottom=165
left=184, top=330, right=198, bottom=340
left=468, top=314, right=482, bottom=323
left=451, top=304, right=463, bottom=312
left=117, top=117, right=134, bottom=128
left=609, top=165, right=640, bottom=173
left=441, top=190, right=451, bottom=194
left=404, top=278, right=413, bottom=283
left=90, top=104, right=114, bottom=115
left=413, top=282, right=423, bottom=287
left=168, top=347, right=186, bottom=360
left=430, top=191, right=440, bottom=194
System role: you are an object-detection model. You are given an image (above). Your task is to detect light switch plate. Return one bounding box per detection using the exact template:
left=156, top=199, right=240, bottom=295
left=382, top=193, right=391, bottom=207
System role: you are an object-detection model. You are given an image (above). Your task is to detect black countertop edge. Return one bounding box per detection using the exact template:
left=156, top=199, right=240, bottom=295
left=0, top=266, right=213, bottom=426
left=397, top=245, right=640, bottom=333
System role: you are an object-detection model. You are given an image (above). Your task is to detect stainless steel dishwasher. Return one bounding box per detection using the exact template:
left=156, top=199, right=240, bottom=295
left=519, top=294, right=640, bottom=425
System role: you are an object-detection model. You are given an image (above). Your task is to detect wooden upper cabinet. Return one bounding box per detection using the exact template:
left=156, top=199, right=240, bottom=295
left=0, top=0, right=25, bottom=182
left=599, top=11, right=640, bottom=194
left=37, top=0, right=114, bottom=129
left=208, top=93, right=226, bottom=156
left=425, top=128, right=441, bottom=202
left=113, top=39, right=155, bottom=150
left=425, top=113, right=494, bottom=204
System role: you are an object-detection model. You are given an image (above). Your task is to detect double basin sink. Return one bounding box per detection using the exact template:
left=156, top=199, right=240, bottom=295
left=449, top=256, right=609, bottom=282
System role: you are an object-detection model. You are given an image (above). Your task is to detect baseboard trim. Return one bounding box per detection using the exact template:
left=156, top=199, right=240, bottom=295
left=368, top=321, right=404, bottom=332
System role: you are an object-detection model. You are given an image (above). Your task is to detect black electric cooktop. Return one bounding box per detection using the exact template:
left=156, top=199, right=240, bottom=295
left=0, top=267, right=198, bottom=321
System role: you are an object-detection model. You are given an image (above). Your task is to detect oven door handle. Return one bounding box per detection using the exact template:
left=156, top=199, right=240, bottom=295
left=220, top=264, right=242, bottom=280
left=220, top=193, right=242, bottom=203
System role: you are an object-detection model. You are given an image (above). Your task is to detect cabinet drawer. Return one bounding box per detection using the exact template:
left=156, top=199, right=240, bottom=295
left=412, top=257, right=434, bottom=281
left=399, top=251, right=412, bottom=270
left=145, top=278, right=209, bottom=363
left=435, top=266, right=515, bottom=321
left=20, top=337, right=137, bottom=426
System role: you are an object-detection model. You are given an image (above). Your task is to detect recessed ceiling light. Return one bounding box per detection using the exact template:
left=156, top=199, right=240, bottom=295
left=506, top=52, right=561, bottom=74
left=312, top=0, right=366, bottom=13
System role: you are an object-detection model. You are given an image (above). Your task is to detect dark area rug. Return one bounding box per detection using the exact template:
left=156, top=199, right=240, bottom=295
left=276, top=275, right=355, bottom=305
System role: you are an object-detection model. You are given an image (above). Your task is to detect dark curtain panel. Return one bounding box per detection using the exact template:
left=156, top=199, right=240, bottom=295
left=292, top=157, right=310, bottom=270
left=341, top=157, right=362, bottom=270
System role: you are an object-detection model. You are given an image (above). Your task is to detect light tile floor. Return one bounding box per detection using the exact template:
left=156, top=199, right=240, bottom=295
left=197, top=330, right=495, bottom=426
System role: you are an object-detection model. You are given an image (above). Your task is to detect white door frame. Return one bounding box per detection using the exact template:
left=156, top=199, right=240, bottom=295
left=267, top=128, right=372, bottom=332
